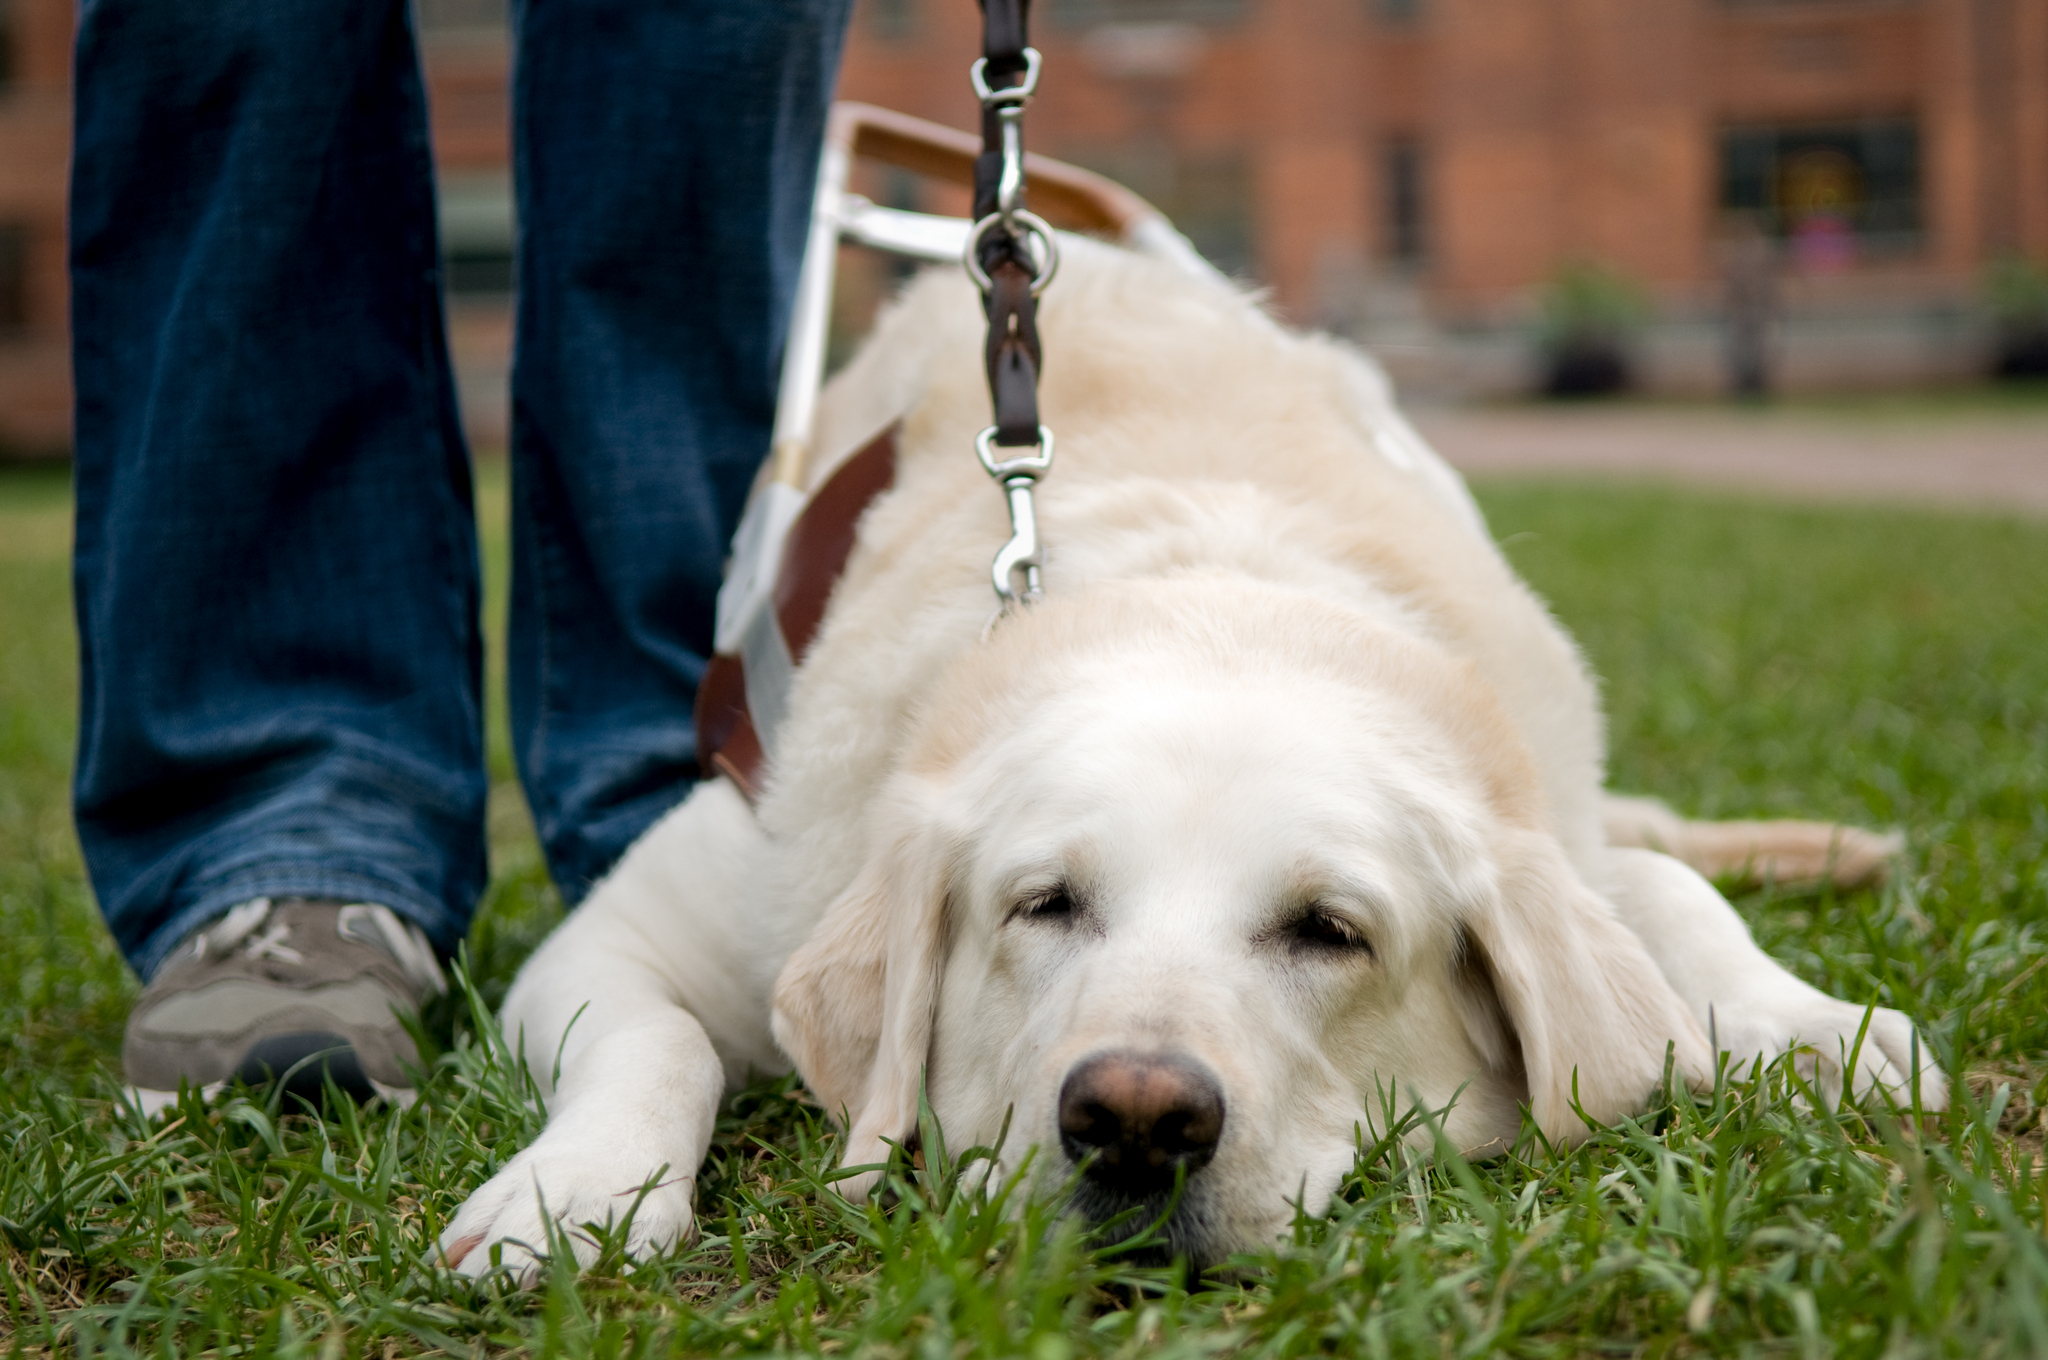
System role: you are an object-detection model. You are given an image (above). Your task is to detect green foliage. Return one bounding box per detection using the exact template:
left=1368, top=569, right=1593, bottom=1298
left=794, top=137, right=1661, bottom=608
left=1983, top=254, right=2048, bottom=330
left=1534, top=259, right=1652, bottom=350
left=4, top=464, right=2046, bottom=1356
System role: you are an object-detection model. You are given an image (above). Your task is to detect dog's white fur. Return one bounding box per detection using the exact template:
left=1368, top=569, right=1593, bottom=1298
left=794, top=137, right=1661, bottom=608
left=441, top=242, right=1945, bottom=1280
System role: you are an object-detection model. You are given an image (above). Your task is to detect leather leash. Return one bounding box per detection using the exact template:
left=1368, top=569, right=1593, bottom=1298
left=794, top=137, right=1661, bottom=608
left=967, top=0, right=1057, bottom=607
left=694, top=8, right=1061, bottom=801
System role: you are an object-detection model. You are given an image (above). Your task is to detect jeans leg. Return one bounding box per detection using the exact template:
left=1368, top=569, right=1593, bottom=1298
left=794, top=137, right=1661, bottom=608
left=70, top=0, right=485, bottom=978
left=509, top=0, right=853, bottom=901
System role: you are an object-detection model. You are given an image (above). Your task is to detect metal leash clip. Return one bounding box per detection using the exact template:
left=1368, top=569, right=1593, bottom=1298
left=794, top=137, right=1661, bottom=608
left=975, top=424, right=1054, bottom=602
left=965, top=48, right=1058, bottom=298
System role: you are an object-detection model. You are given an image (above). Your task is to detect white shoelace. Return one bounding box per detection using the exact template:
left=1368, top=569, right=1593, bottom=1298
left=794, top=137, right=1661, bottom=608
left=191, top=897, right=446, bottom=995
left=337, top=902, right=447, bottom=995
left=194, top=898, right=303, bottom=963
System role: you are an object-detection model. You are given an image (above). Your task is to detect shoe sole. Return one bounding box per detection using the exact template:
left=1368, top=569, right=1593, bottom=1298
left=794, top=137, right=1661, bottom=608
left=126, top=1031, right=420, bottom=1118
left=125, top=1078, right=418, bottom=1119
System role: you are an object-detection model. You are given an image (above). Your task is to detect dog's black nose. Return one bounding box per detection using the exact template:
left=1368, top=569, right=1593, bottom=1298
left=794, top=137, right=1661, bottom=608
left=1058, top=1051, right=1225, bottom=1199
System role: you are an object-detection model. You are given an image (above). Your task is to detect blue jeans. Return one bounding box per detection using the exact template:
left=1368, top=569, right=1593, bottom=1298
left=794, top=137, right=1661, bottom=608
left=70, top=0, right=852, bottom=980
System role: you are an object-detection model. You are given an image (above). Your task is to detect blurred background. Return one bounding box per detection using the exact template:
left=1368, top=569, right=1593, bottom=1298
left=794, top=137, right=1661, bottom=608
left=0, top=0, right=2044, bottom=457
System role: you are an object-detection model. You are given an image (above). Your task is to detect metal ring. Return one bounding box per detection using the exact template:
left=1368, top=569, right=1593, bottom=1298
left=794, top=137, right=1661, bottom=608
left=975, top=425, right=1054, bottom=481
left=970, top=48, right=1042, bottom=105
left=963, top=211, right=1059, bottom=296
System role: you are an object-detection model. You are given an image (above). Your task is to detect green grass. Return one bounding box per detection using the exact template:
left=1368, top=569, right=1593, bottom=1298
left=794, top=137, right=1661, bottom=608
left=1474, top=378, right=2048, bottom=428
left=3, top=462, right=2046, bottom=1357
left=1475, top=377, right=2048, bottom=422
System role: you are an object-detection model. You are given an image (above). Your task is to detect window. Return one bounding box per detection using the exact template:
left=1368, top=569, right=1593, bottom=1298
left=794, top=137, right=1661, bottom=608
left=0, top=0, right=15, bottom=95
left=1385, top=138, right=1426, bottom=265
left=439, top=175, right=516, bottom=298
left=868, top=0, right=918, bottom=40
left=1074, top=147, right=1254, bottom=275
left=877, top=167, right=924, bottom=284
left=1044, top=0, right=1244, bottom=26
left=0, top=224, right=28, bottom=332
left=1720, top=118, right=1920, bottom=267
left=415, top=0, right=507, bottom=33
left=1377, top=0, right=1423, bottom=24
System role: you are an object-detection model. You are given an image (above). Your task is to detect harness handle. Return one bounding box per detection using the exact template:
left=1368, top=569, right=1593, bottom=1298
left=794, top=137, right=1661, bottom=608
left=828, top=102, right=1167, bottom=238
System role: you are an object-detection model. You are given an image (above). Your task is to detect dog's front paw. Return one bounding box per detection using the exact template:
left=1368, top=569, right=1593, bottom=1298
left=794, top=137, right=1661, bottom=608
left=1712, top=983, right=1948, bottom=1110
left=438, top=1132, right=697, bottom=1285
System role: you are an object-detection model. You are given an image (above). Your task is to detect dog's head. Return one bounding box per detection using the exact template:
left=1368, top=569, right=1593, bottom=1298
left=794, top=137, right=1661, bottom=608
left=772, top=580, right=1707, bottom=1268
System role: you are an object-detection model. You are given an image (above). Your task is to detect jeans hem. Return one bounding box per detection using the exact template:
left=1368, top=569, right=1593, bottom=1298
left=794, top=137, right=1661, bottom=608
left=136, top=866, right=466, bottom=982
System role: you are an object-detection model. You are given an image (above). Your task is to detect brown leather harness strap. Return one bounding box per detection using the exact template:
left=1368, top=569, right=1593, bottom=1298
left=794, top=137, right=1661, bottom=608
left=694, top=424, right=900, bottom=802
left=693, top=651, right=764, bottom=798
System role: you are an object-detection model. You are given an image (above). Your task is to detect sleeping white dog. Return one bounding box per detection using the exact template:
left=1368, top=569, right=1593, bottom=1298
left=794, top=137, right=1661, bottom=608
left=440, top=241, right=1944, bottom=1279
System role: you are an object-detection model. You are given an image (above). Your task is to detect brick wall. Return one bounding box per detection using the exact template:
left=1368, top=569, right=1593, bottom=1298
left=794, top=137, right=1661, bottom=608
left=2, top=0, right=2044, bottom=448
left=0, top=0, right=77, bottom=451
left=857, top=0, right=2044, bottom=284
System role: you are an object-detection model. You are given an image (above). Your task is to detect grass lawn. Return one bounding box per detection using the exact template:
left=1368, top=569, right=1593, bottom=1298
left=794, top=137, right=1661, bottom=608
left=3, top=460, right=2045, bottom=1357
left=1470, top=376, right=2048, bottom=422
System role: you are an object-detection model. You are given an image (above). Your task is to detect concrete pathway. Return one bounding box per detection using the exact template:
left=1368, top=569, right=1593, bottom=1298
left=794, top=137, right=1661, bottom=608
left=1410, top=405, right=2048, bottom=516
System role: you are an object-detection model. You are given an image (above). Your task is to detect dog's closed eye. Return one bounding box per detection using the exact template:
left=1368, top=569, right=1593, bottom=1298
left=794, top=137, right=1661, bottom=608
left=1012, top=883, right=1080, bottom=924
left=1283, top=904, right=1374, bottom=956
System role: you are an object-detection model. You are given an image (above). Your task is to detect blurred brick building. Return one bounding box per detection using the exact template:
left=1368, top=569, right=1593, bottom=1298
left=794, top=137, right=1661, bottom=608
left=0, top=0, right=2044, bottom=449
left=841, top=0, right=2048, bottom=392
left=0, top=0, right=524, bottom=451
left=0, top=0, right=73, bottom=451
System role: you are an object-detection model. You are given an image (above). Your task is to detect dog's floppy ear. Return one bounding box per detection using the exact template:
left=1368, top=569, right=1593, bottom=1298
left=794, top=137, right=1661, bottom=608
left=1458, top=831, right=1711, bottom=1143
left=771, top=788, right=953, bottom=1200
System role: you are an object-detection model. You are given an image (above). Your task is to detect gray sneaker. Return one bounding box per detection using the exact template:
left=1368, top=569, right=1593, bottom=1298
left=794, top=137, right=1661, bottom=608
left=124, top=897, right=446, bottom=1116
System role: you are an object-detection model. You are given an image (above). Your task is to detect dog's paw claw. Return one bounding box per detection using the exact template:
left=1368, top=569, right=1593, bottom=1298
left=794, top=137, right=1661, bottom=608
left=441, top=1231, right=485, bottom=1270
